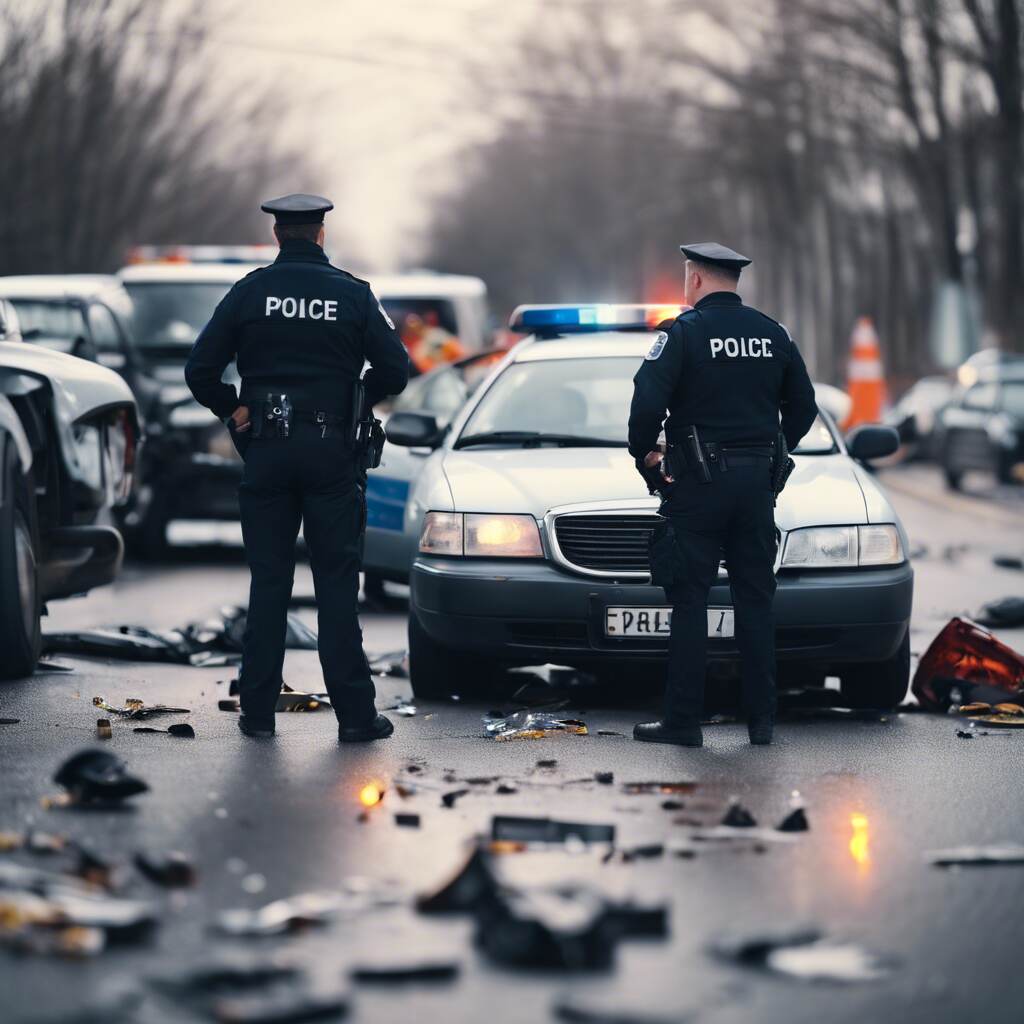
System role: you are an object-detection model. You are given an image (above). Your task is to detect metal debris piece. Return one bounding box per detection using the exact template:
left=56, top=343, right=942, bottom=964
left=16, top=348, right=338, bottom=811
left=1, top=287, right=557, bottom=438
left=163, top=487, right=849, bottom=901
left=594, top=772, right=614, bottom=785
left=219, top=699, right=240, bottom=712
left=912, top=617, right=1024, bottom=711
left=96, top=719, right=112, bottom=740
left=135, top=851, right=196, bottom=888
left=215, top=892, right=347, bottom=937
left=53, top=749, right=149, bottom=805
left=92, top=696, right=191, bottom=719
left=492, top=816, right=615, bottom=845
left=394, top=813, right=420, bottom=828
left=484, top=710, right=588, bottom=741
left=721, top=800, right=757, bottom=828
left=350, top=961, right=459, bottom=983
left=416, top=845, right=500, bottom=915
left=927, top=844, right=1024, bottom=867
left=476, top=886, right=618, bottom=970
left=213, top=989, right=349, bottom=1023
left=441, top=789, right=470, bottom=809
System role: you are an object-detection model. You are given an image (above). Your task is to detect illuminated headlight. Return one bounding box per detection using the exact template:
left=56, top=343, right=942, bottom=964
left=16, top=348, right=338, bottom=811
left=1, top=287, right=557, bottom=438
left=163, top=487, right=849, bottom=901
left=781, top=525, right=903, bottom=568
left=419, top=512, right=542, bottom=558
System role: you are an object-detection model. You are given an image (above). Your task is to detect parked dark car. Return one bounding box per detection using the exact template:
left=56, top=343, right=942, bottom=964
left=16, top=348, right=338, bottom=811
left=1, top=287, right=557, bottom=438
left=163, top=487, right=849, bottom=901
left=934, top=367, right=1024, bottom=489
left=884, top=375, right=954, bottom=461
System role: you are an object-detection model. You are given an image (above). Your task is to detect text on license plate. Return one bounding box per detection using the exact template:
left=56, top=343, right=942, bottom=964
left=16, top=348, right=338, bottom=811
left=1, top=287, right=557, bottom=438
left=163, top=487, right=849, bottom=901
left=604, top=606, right=735, bottom=638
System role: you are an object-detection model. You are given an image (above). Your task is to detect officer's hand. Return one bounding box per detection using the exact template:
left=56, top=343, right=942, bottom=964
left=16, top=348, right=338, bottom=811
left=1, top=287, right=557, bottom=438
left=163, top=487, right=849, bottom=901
left=231, top=405, right=251, bottom=433
left=644, top=450, right=673, bottom=483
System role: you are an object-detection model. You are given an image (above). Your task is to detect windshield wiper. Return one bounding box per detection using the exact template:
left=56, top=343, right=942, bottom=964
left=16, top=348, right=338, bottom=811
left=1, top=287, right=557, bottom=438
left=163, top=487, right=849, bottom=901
left=455, top=431, right=627, bottom=449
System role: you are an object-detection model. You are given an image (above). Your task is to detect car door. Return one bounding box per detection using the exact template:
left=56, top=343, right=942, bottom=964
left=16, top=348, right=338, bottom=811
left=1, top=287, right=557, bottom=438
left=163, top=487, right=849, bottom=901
left=942, top=382, right=998, bottom=473
left=86, top=302, right=132, bottom=378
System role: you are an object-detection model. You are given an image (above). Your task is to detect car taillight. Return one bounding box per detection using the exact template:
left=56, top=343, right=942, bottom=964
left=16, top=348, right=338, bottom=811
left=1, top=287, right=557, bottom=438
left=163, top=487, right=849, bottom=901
left=108, top=408, right=136, bottom=504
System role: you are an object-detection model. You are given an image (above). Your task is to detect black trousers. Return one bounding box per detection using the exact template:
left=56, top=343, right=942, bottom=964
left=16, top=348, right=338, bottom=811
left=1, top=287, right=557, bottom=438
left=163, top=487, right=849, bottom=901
left=233, top=421, right=374, bottom=726
left=661, top=460, right=777, bottom=723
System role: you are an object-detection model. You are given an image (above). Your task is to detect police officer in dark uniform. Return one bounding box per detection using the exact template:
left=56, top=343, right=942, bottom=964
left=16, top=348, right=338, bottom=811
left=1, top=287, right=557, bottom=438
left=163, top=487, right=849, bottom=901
left=185, top=194, right=410, bottom=742
left=628, top=243, right=817, bottom=747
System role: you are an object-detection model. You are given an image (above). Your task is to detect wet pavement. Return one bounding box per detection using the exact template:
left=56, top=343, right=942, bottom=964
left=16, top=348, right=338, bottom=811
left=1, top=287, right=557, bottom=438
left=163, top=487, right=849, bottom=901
left=2, top=465, right=1024, bottom=1023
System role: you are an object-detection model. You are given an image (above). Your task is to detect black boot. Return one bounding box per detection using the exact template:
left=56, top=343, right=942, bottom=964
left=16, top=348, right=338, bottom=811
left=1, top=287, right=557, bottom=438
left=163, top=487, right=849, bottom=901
left=339, top=714, right=394, bottom=743
left=633, top=720, right=703, bottom=747
left=238, top=714, right=275, bottom=738
left=748, top=714, right=774, bottom=745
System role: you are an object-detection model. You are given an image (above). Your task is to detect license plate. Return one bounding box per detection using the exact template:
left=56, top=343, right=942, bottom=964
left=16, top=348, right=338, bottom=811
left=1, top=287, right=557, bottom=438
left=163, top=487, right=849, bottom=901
left=604, top=607, right=735, bottom=638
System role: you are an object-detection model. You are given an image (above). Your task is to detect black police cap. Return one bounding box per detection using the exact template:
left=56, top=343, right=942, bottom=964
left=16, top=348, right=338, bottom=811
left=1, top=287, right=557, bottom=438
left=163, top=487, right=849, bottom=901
left=679, top=242, right=751, bottom=272
left=260, top=193, right=334, bottom=225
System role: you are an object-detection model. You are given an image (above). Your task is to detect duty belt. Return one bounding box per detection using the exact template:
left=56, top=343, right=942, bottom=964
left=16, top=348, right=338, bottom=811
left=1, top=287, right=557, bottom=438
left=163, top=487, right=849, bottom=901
left=248, top=393, right=351, bottom=440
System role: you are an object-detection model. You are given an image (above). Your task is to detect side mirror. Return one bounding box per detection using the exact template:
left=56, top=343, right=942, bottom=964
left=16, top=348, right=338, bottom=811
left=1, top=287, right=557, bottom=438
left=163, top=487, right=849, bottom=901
left=847, top=424, right=899, bottom=461
left=386, top=411, right=443, bottom=448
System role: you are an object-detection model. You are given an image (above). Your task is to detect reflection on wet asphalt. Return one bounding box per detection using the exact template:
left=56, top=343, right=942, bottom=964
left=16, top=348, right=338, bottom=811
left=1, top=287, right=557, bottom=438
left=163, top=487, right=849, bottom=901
left=2, top=468, right=1024, bottom=1023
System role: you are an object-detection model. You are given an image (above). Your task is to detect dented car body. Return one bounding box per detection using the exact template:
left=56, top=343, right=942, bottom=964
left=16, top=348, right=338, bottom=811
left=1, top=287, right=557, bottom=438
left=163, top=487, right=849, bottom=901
left=0, top=341, right=139, bottom=679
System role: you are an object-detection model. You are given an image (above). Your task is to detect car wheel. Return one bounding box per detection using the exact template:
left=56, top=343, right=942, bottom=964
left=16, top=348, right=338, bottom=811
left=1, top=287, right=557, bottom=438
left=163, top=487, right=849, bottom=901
left=408, top=609, right=495, bottom=700
left=942, top=464, right=962, bottom=491
left=0, top=445, right=41, bottom=680
left=839, top=631, right=910, bottom=710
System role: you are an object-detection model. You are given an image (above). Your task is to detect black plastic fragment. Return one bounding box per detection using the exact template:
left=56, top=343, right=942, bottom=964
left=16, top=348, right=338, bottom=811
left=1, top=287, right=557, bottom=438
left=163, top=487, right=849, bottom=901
left=721, top=801, right=757, bottom=828
left=394, top=813, right=421, bottom=828
left=350, top=961, right=459, bottom=983
left=776, top=807, right=810, bottom=833
left=416, top=845, right=501, bottom=915
left=53, top=749, right=149, bottom=804
left=135, top=850, right=196, bottom=887
left=441, top=789, right=470, bottom=809
left=594, top=772, right=614, bottom=785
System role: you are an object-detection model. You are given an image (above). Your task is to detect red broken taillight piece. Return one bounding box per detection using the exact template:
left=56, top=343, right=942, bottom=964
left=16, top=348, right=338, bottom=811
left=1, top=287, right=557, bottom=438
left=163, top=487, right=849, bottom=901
left=912, top=617, right=1024, bottom=711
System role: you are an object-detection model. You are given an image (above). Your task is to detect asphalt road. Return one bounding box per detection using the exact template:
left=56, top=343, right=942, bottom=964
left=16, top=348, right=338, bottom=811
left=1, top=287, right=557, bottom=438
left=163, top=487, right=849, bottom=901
left=2, top=464, right=1024, bottom=1024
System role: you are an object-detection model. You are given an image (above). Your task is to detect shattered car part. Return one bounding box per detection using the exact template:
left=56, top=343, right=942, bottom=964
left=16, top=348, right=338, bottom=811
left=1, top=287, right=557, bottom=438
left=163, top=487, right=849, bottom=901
left=912, top=617, right=1024, bottom=711
left=215, top=892, right=346, bottom=937
left=492, top=816, right=615, bottom=845
left=927, top=844, right=1024, bottom=867
left=95, top=719, right=112, bottom=740
left=350, top=961, right=459, bottom=983
left=92, top=696, right=191, bottom=719
left=416, top=845, right=501, bottom=915
left=132, top=723, right=196, bottom=737
left=53, top=749, right=149, bottom=804
left=135, top=851, right=197, bottom=887
left=483, top=710, right=588, bottom=741
left=721, top=801, right=758, bottom=828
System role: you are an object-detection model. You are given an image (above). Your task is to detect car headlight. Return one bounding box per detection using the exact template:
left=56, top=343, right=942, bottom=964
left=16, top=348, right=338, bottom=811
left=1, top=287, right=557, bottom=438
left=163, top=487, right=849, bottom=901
left=419, top=512, right=543, bottom=558
left=781, top=525, right=903, bottom=568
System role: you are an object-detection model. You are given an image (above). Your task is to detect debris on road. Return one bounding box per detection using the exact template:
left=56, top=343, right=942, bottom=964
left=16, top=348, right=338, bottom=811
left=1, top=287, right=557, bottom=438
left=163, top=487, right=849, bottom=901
left=495, top=784, right=518, bottom=795
left=956, top=729, right=975, bottom=739
left=492, top=816, right=616, bottom=845
left=95, top=719, right=112, bottom=740
left=993, top=554, right=1024, bottom=570
left=43, top=607, right=317, bottom=667
left=721, top=800, right=757, bottom=828
left=394, top=813, right=420, bottom=828
left=215, top=892, right=347, bottom=937
left=441, top=789, right=470, bottom=809
left=274, top=691, right=325, bottom=713
left=912, top=618, right=1024, bottom=711
left=0, top=717, right=20, bottom=725
left=219, top=699, right=240, bottom=712
left=135, top=851, right=197, bottom=888
left=386, top=697, right=417, bottom=716
left=92, top=696, right=191, bottom=719
left=416, top=845, right=500, bottom=915
left=132, top=723, right=197, bottom=738
left=52, top=749, right=149, bottom=806
left=594, top=772, right=614, bottom=785
left=368, top=649, right=409, bottom=678
left=212, top=989, right=350, bottom=1024
left=777, top=792, right=810, bottom=832
left=926, top=844, right=1024, bottom=867
left=350, top=960, right=460, bottom=984
left=975, top=596, right=1024, bottom=628
left=622, top=781, right=697, bottom=796
left=484, top=710, right=588, bottom=741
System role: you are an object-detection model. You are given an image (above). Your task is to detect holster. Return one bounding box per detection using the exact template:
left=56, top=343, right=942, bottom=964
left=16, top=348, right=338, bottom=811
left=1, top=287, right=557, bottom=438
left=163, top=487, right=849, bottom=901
left=648, top=518, right=685, bottom=591
left=771, top=431, right=796, bottom=506
left=250, top=393, right=293, bottom=439
left=666, top=424, right=712, bottom=484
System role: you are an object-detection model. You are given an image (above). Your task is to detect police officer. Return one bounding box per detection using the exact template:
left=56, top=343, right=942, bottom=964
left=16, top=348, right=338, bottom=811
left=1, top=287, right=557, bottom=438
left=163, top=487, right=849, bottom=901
left=185, top=194, right=410, bottom=742
left=628, top=243, right=817, bottom=747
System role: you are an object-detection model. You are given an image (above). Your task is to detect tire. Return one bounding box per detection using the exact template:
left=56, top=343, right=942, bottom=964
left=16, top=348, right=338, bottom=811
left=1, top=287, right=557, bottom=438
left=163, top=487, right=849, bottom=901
left=942, top=463, right=962, bottom=491
left=0, top=443, right=41, bottom=680
left=408, top=609, right=496, bottom=701
left=839, top=631, right=910, bottom=710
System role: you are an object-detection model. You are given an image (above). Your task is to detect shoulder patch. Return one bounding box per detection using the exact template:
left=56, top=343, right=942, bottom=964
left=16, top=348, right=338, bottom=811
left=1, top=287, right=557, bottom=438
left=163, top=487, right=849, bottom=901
left=646, top=331, right=669, bottom=360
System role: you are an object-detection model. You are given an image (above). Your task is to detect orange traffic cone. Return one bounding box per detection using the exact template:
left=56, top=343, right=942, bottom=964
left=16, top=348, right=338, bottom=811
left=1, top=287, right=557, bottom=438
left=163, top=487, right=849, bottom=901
left=843, top=317, right=886, bottom=430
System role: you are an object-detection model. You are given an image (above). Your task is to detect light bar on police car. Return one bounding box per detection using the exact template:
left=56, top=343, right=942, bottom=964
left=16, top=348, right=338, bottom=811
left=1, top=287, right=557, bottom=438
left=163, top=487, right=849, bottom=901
left=509, top=304, right=683, bottom=336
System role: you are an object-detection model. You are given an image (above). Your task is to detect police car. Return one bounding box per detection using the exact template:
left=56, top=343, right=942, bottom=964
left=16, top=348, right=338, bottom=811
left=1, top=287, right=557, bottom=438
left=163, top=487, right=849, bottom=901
left=391, top=304, right=913, bottom=707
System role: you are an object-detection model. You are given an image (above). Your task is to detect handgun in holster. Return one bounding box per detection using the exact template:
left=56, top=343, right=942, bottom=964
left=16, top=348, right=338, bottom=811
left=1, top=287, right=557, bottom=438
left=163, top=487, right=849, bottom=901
left=771, top=430, right=796, bottom=506
left=251, top=393, right=293, bottom=439
left=352, top=379, right=385, bottom=474
left=668, top=424, right=712, bottom=484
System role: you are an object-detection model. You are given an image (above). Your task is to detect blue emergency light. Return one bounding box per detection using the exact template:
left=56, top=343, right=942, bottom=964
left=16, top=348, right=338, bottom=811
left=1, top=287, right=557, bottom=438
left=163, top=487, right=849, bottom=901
left=509, top=304, right=683, bottom=337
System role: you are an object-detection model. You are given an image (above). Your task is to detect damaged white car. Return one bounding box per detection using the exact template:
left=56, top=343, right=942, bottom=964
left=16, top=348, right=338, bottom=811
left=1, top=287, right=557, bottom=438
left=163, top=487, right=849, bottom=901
left=0, top=337, right=140, bottom=679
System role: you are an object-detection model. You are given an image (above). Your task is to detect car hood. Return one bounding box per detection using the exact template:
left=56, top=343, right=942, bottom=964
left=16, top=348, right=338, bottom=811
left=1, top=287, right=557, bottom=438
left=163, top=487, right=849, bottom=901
left=441, top=448, right=869, bottom=529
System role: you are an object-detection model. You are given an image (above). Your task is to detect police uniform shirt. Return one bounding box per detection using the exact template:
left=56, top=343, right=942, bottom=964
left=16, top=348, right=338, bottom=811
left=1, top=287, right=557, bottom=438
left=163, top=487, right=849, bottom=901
left=628, top=291, right=818, bottom=465
left=185, top=238, right=409, bottom=419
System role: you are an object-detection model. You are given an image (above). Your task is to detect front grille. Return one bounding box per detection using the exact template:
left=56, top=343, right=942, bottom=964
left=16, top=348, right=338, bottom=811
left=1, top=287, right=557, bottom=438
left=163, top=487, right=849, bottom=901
left=553, top=514, right=661, bottom=575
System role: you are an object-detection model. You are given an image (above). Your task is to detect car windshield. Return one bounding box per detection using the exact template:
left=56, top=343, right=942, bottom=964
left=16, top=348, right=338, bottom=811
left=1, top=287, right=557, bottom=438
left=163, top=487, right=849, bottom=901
left=459, top=355, right=838, bottom=453
left=125, top=282, right=233, bottom=346
left=10, top=300, right=86, bottom=344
